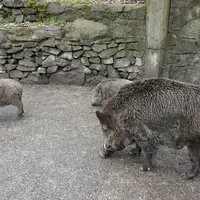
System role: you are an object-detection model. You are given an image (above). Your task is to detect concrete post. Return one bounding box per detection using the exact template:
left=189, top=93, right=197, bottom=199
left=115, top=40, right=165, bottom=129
left=144, top=0, right=171, bottom=78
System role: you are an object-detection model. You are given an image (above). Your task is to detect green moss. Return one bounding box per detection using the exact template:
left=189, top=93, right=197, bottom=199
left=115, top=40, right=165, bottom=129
left=2, top=13, right=9, bottom=19
left=36, top=12, right=48, bottom=22
left=41, top=17, right=66, bottom=25
left=195, top=41, right=199, bottom=47
left=145, top=1, right=148, bottom=16
left=27, top=0, right=48, bottom=10
left=189, top=1, right=199, bottom=9
left=106, top=10, right=112, bottom=15
left=83, top=4, right=88, bottom=9
left=24, top=7, right=34, bottom=11
left=25, top=0, right=51, bottom=22
left=105, top=9, right=112, bottom=20
left=27, top=0, right=37, bottom=9
left=0, top=19, right=10, bottom=26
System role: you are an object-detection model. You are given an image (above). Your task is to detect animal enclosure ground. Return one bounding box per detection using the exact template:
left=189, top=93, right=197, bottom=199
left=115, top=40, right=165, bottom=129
left=0, top=85, right=200, bottom=200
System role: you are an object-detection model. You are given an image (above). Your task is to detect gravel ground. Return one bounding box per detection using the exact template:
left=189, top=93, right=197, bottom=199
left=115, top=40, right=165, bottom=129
left=0, top=85, right=200, bottom=200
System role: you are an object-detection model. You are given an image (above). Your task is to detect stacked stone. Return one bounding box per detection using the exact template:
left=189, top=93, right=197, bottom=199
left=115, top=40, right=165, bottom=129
left=0, top=0, right=48, bottom=23
left=0, top=1, right=146, bottom=85
left=0, top=0, right=26, bottom=23
left=164, top=0, right=200, bottom=84
left=51, top=39, right=144, bottom=85
left=0, top=35, right=144, bottom=85
left=0, top=0, right=145, bottom=24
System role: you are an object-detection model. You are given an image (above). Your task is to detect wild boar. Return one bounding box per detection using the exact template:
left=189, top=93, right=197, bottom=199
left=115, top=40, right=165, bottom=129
left=0, top=79, right=24, bottom=116
left=96, top=77, right=200, bottom=179
left=91, top=78, right=132, bottom=106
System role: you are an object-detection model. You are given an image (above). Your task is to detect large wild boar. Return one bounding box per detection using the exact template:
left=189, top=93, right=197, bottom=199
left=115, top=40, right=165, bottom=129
left=0, top=79, right=24, bottom=116
left=96, top=77, right=200, bottom=179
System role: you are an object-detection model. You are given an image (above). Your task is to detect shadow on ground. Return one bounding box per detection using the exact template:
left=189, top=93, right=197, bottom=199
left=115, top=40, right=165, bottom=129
left=0, top=85, right=199, bottom=200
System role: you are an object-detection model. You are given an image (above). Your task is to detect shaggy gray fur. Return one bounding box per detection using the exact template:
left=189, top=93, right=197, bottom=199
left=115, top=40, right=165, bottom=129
left=96, top=77, right=200, bottom=179
left=0, top=79, right=24, bottom=116
left=91, top=78, right=132, bottom=106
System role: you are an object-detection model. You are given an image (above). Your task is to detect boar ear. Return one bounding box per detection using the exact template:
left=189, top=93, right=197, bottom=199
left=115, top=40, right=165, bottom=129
left=96, top=111, right=105, bottom=123
left=96, top=111, right=110, bottom=127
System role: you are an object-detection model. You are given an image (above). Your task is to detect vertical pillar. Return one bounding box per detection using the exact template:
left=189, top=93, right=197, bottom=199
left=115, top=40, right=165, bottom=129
left=144, top=0, right=171, bottom=78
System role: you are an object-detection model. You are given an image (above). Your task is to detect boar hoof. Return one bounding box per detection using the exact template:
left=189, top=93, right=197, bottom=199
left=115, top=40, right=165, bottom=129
left=99, top=148, right=113, bottom=158
left=182, top=171, right=196, bottom=180
left=139, top=165, right=152, bottom=172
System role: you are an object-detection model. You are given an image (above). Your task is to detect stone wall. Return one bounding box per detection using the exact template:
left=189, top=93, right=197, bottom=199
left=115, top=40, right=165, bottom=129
left=163, top=0, right=200, bottom=84
left=0, top=0, right=145, bottom=24
left=1, top=0, right=200, bottom=86
left=0, top=2, right=145, bottom=85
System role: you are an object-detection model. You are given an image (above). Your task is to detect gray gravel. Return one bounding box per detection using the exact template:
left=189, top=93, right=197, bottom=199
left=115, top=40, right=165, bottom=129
left=0, top=85, right=200, bottom=200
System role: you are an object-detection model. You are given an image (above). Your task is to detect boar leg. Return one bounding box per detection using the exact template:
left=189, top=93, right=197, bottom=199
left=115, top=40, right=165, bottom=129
left=185, top=142, right=200, bottom=179
left=11, top=99, right=24, bottom=116
left=129, top=143, right=142, bottom=157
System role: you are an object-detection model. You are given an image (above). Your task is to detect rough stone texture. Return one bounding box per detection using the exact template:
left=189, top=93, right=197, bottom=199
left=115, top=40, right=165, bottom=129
left=37, top=67, right=46, bottom=74
left=135, top=57, right=143, bottom=66
left=81, top=57, right=90, bottom=66
left=5, top=64, right=16, bottom=71
left=42, top=47, right=61, bottom=55
left=0, top=65, right=6, bottom=73
left=7, top=25, right=63, bottom=42
left=64, top=18, right=109, bottom=41
left=107, top=65, right=120, bottom=78
left=72, top=46, right=83, bottom=51
left=50, top=70, right=85, bottom=86
left=19, top=59, right=38, bottom=68
left=83, top=50, right=98, bottom=58
left=60, top=52, right=73, bottom=60
left=47, top=66, right=58, bottom=74
left=9, top=70, right=24, bottom=78
left=15, top=15, right=24, bottom=23
left=56, top=57, right=69, bottom=67
left=20, top=72, right=49, bottom=84
left=42, top=55, right=56, bottom=68
left=102, top=57, right=114, bottom=64
left=163, top=0, right=200, bottom=84
left=47, top=2, right=67, bottom=15
left=114, top=57, right=131, bottom=68
left=78, top=66, right=91, bottom=75
left=89, top=57, right=101, bottom=64
left=73, top=50, right=84, bottom=59
left=89, top=64, right=106, bottom=71
left=114, top=50, right=126, bottom=58
left=0, top=2, right=146, bottom=85
left=92, top=44, right=107, bottom=53
left=17, top=65, right=36, bottom=72
left=0, top=73, right=9, bottom=78
left=71, top=59, right=83, bottom=69
left=99, top=48, right=118, bottom=59
left=2, top=0, right=26, bottom=8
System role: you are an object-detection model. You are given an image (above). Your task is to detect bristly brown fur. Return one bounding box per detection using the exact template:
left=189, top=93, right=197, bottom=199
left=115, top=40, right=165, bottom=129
left=96, top=77, right=200, bottom=179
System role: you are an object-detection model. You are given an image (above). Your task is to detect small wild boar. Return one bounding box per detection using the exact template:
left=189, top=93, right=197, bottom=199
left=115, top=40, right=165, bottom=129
left=96, top=77, right=200, bottom=179
left=91, top=78, right=132, bottom=106
left=0, top=79, right=24, bottom=116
